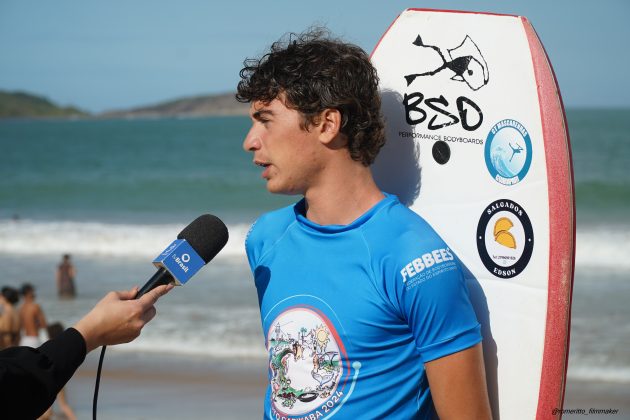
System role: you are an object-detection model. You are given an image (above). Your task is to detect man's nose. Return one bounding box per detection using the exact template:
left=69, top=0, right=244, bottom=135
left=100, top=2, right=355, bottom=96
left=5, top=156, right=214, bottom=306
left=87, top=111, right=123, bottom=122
left=243, top=128, right=261, bottom=152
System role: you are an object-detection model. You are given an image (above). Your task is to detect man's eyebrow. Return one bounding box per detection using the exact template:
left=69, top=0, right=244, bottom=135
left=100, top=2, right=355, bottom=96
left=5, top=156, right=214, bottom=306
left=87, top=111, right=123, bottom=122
left=252, top=109, right=274, bottom=120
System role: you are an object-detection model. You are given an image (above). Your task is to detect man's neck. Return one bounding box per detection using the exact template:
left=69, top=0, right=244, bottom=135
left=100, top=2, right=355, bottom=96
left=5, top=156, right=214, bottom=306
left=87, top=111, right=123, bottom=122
left=303, top=162, right=384, bottom=226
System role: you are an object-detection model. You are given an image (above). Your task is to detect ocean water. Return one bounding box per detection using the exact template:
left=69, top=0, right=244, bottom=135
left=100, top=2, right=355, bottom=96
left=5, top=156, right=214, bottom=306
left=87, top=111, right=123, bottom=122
left=0, top=109, right=629, bottom=385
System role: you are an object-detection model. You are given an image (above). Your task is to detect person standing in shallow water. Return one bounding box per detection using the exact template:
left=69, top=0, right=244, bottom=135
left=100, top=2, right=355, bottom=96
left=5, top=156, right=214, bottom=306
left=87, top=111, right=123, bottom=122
left=19, top=283, right=47, bottom=347
left=56, top=254, right=76, bottom=299
left=0, top=287, right=21, bottom=349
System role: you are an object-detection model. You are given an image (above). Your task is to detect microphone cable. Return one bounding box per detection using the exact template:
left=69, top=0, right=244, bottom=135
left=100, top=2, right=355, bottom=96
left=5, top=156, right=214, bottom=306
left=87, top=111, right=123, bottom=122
left=89, top=214, right=228, bottom=420
left=93, top=345, right=107, bottom=420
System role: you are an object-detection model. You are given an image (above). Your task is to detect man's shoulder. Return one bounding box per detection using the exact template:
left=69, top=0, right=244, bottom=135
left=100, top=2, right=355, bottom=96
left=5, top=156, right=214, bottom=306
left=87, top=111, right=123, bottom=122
left=248, top=203, right=296, bottom=239
left=245, top=203, right=297, bottom=262
left=362, top=199, right=445, bottom=251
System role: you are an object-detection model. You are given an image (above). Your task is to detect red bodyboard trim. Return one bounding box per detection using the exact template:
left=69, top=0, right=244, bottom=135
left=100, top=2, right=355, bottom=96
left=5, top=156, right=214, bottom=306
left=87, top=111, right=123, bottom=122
left=521, top=16, right=576, bottom=420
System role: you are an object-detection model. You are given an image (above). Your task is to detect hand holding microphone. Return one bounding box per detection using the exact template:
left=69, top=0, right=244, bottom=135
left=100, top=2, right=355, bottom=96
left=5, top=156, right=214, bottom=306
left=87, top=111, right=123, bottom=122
left=0, top=284, right=174, bottom=420
left=1, top=214, right=229, bottom=420
left=91, top=214, right=229, bottom=419
left=79, top=213, right=229, bottom=352
left=74, top=284, right=173, bottom=353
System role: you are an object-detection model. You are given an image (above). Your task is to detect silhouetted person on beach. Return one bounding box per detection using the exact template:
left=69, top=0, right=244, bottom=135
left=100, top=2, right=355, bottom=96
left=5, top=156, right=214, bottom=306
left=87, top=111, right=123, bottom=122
left=19, top=283, right=47, bottom=347
left=57, top=254, right=76, bottom=298
left=0, top=287, right=21, bottom=349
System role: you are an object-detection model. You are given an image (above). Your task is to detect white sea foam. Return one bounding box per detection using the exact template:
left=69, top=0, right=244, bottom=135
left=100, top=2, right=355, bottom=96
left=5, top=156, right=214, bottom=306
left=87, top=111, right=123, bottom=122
left=1, top=219, right=628, bottom=270
left=576, top=227, right=630, bottom=270
left=106, top=303, right=267, bottom=358
left=117, top=332, right=268, bottom=359
left=568, top=365, right=630, bottom=384
left=0, top=219, right=251, bottom=260
left=37, top=291, right=267, bottom=359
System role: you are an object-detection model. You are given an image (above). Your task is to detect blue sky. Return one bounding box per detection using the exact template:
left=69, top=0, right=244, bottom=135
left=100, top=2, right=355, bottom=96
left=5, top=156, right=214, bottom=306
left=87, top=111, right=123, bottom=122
left=1, top=0, right=628, bottom=112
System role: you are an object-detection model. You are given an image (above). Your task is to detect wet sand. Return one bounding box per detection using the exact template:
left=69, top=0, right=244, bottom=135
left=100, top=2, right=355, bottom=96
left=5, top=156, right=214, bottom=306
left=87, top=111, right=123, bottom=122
left=55, top=349, right=630, bottom=420
left=563, top=378, right=630, bottom=420
left=61, top=349, right=267, bottom=420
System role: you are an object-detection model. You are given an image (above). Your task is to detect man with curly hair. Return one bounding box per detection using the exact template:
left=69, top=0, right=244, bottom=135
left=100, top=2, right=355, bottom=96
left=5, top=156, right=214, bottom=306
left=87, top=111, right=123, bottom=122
left=239, top=29, right=491, bottom=419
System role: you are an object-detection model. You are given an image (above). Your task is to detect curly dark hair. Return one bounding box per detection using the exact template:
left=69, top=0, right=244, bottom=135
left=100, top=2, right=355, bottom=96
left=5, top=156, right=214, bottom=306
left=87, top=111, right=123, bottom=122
left=236, top=28, right=385, bottom=166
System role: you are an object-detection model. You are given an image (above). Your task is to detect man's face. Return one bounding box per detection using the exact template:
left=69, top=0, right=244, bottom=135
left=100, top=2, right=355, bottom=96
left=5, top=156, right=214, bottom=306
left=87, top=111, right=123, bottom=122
left=243, top=96, right=324, bottom=195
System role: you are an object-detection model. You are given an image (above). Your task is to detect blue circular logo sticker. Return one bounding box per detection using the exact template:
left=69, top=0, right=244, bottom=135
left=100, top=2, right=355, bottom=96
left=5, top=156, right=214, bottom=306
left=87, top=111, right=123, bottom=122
left=484, top=119, right=532, bottom=185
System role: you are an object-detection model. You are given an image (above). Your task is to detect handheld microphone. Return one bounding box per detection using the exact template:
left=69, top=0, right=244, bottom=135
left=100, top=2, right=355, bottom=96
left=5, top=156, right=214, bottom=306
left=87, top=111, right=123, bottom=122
left=93, top=214, right=229, bottom=420
left=136, top=214, right=229, bottom=298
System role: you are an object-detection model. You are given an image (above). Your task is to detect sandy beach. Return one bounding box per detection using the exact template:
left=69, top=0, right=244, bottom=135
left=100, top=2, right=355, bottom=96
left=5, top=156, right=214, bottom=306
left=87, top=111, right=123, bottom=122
left=61, top=350, right=267, bottom=420
left=49, top=348, right=630, bottom=420
left=563, top=379, right=630, bottom=420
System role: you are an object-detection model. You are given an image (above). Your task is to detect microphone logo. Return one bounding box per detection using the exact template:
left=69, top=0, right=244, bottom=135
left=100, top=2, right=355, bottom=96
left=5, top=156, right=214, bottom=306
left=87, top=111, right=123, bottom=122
left=161, top=242, right=177, bottom=256
left=153, top=240, right=204, bottom=285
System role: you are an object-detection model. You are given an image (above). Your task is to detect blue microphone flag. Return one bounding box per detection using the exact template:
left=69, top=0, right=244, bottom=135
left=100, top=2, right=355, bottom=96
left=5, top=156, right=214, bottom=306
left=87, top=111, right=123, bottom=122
left=152, top=239, right=205, bottom=285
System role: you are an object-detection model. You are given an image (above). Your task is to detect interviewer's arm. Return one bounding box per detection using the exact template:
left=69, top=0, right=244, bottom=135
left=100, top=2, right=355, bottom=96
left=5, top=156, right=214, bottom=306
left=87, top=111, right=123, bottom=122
left=0, top=284, right=172, bottom=419
left=0, top=327, right=87, bottom=419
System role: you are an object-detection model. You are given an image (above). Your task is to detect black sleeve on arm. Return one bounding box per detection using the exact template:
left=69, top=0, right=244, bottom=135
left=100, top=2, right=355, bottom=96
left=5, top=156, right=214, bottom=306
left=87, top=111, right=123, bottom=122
left=0, top=327, right=87, bottom=419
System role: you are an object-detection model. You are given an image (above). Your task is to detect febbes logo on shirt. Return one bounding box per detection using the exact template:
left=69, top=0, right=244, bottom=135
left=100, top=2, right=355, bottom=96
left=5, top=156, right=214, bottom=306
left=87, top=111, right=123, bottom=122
left=400, top=248, right=457, bottom=289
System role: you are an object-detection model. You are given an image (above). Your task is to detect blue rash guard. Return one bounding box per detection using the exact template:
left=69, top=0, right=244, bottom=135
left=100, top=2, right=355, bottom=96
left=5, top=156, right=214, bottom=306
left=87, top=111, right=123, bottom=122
left=246, top=193, right=481, bottom=419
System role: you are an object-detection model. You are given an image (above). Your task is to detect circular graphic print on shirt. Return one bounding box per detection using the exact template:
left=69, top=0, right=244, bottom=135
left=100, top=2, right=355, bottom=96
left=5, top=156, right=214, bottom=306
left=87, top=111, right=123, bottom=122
left=267, top=307, right=345, bottom=416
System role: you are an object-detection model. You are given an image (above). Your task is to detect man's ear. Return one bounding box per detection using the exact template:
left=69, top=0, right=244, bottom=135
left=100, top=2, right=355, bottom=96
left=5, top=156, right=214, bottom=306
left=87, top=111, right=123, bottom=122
left=318, top=108, right=343, bottom=145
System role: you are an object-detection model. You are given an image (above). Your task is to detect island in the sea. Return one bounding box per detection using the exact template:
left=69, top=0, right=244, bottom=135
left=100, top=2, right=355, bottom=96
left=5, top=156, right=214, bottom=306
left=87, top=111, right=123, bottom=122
left=0, top=90, right=249, bottom=119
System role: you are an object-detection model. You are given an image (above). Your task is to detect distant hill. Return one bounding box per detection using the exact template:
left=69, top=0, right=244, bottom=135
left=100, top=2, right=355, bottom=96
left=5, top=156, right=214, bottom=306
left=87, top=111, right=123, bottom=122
left=0, top=90, right=89, bottom=118
left=100, top=93, right=249, bottom=118
left=0, top=90, right=249, bottom=120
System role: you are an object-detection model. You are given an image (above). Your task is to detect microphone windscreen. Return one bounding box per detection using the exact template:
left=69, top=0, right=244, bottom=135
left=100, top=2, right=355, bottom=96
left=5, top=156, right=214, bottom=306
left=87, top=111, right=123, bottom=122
left=177, top=214, right=229, bottom=263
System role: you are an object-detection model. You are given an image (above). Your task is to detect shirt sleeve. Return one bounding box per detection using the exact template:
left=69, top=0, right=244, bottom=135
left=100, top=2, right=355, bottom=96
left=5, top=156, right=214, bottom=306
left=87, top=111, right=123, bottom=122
left=383, top=230, right=482, bottom=363
left=245, top=206, right=297, bottom=272
left=0, top=327, right=87, bottom=419
left=244, top=218, right=261, bottom=271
